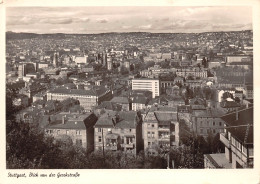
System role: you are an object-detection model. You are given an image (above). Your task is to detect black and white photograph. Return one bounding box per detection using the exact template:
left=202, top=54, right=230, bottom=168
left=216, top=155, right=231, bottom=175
left=2, top=0, right=260, bottom=183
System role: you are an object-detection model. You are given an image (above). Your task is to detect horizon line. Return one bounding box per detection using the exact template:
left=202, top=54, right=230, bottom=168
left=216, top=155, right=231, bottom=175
left=6, top=29, right=253, bottom=35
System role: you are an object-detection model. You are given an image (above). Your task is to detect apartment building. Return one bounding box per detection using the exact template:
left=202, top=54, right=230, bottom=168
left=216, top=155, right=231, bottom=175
left=93, top=111, right=143, bottom=155
left=204, top=107, right=253, bottom=168
left=132, top=78, right=160, bottom=98
left=191, top=108, right=226, bottom=138
left=142, top=107, right=179, bottom=155
left=45, top=112, right=98, bottom=152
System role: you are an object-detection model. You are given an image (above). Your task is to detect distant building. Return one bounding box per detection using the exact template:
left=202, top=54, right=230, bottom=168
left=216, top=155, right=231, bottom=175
left=47, top=87, right=112, bottom=111
left=75, top=56, right=88, bottom=64
left=132, top=78, right=160, bottom=98
left=132, top=96, right=149, bottom=111
left=176, top=68, right=208, bottom=78
left=110, top=96, right=131, bottom=111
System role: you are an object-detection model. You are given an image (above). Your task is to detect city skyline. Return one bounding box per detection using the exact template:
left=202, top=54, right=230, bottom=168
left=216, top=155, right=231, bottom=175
left=6, top=6, right=252, bottom=34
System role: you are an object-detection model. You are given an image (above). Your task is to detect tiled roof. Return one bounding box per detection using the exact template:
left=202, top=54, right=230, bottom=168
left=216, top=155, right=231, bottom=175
left=221, top=107, right=253, bottom=144
left=193, top=108, right=226, bottom=118
left=48, top=86, right=108, bottom=97
left=96, top=101, right=122, bottom=111
left=45, top=112, right=97, bottom=129
left=155, top=111, right=177, bottom=122
left=95, top=111, right=137, bottom=129
left=110, top=96, right=129, bottom=104
left=132, top=96, right=148, bottom=104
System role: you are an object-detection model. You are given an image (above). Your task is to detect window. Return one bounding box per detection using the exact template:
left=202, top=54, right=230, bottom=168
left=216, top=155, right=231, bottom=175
left=148, top=142, right=151, bottom=147
left=151, top=124, right=154, bottom=128
left=98, top=136, right=102, bottom=143
left=172, top=135, right=175, bottom=142
left=213, top=129, right=216, bottom=134
left=129, top=129, right=132, bottom=132
left=121, top=137, right=124, bottom=144
left=66, top=130, right=69, bottom=135
left=219, top=122, right=222, bottom=126
left=147, top=132, right=150, bottom=138
left=151, top=132, right=155, bottom=138
left=213, top=122, right=215, bottom=126
left=98, top=128, right=102, bottom=132
left=76, top=130, right=81, bottom=135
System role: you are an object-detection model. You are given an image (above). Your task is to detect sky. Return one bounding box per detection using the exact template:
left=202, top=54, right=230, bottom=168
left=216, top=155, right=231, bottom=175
left=6, top=6, right=252, bottom=34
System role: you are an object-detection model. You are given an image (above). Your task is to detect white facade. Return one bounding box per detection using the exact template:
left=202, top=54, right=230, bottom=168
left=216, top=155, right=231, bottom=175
left=132, top=79, right=160, bottom=98
left=75, top=56, right=88, bottom=64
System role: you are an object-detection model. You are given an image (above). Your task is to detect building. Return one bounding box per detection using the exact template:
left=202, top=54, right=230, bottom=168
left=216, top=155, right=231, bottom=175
left=75, top=56, right=88, bottom=64
left=132, top=96, right=149, bottom=111
left=225, top=55, right=251, bottom=64
left=45, top=112, right=98, bottom=152
left=93, top=111, right=143, bottom=155
left=191, top=108, right=226, bottom=138
left=47, top=87, right=112, bottom=111
left=132, top=78, right=160, bottom=98
left=110, top=96, right=131, bottom=111
left=204, top=107, right=253, bottom=168
left=142, top=108, right=179, bottom=155
left=176, top=68, right=208, bottom=78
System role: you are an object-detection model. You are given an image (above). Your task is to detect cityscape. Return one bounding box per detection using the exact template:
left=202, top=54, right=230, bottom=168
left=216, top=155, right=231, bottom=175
left=5, top=6, right=253, bottom=169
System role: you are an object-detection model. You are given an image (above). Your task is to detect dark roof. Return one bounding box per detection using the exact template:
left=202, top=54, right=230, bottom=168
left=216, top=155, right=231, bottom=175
left=45, top=113, right=97, bottom=130
left=110, top=96, right=129, bottom=104
left=221, top=107, right=253, bottom=144
left=95, top=111, right=137, bottom=129
left=132, top=96, right=148, bottom=104
left=96, top=101, right=122, bottom=111
left=193, top=108, right=226, bottom=118
left=155, top=111, right=177, bottom=122
left=221, top=101, right=241, bottom=108
left=48, top=86, right=108, bottom=96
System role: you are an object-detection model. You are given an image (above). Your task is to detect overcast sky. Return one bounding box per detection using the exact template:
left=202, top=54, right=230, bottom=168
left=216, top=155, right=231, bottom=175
left=6, top=6, right=252, bottom=34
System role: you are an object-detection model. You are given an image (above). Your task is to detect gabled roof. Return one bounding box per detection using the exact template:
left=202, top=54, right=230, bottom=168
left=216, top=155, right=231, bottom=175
left=221, top=107, right=253, bottom=144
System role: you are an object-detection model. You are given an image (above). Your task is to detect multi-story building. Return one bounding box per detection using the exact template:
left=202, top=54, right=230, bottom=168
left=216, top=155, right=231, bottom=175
left=110, top=96, right=131, bottom=111
left=204, top=107, right=253, bottom=168
left=132, top=78, right=160, bottom=98
left=132, top=96, right=149, bottom=111
left=93, top=111, right=143, bottom=155
left=142, top=107, right=179, bottom=155
left=191, top=108, right=226, bottom=138
left=47, top=87, right=112, bottom=111
left=176, top=68, right=208, bottom=78
left=45, top=112, right=98, bottom=152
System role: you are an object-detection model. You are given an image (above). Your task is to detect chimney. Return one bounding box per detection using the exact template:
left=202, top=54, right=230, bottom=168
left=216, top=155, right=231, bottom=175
left=62, top=116, right=66, bottom=124
left=115, top=114, right=120, bottom=123
left=235, top=107, right=239, bottom=121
